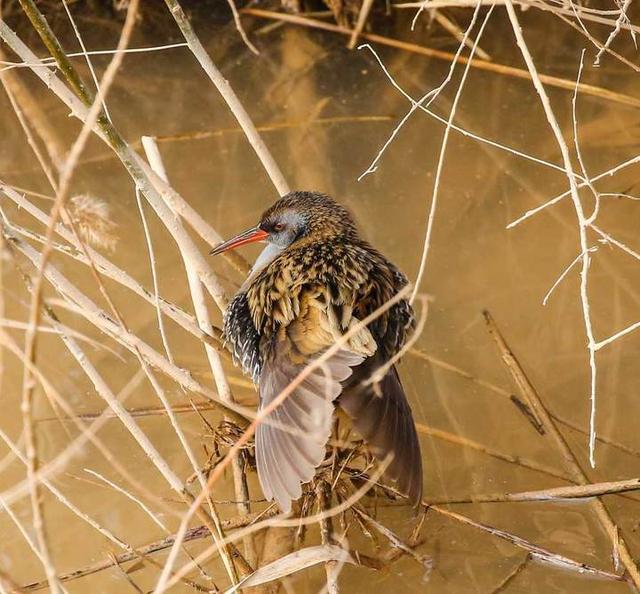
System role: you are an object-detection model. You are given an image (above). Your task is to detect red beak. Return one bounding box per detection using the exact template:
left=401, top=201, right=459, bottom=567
left=209, top=225, right=269, bottom=256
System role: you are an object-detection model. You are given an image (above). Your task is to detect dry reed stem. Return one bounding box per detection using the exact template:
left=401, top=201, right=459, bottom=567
left=594, top=0, right=634, bottom=66
left=83, top=468, right=168, bottom=531
left=433, top=10, right=492, bottom=60
left=411, top=3, right=493, bottom=303
left=60, top=0, right=110, bottom=121
left=316, top=481, right=340, bottom=593
left=142, top=135, right=255, bottom=578
left=12, top=1, right=139, bottom=590
left=0, top=47, right=66, bottom=169
left=430, top=506, right=626, bottom=582
left=0, top=42, right=191, bottom=72
left=348, top=0, right=375, bottom=49
left=353, top=507, right=432, bottom=571
left=133, top=183, right=175, bottom=365
left=164, top=0, right=289, bottom=196
left=20, top=511, right=279, bottom=592
left=241, top=9, right=640, bottom=108
left=0, top=183, right=227, bottom=354
left=503, top=0, right=600, bottom=465
left=560, top=8, right=640, bottom=73
left=226, top=0, right=260, bottom=55
left=395, top=0, right=640, bottom=35
left=484, top=311, right=640, bottom=589
left=430, top=477, right=640, bottom=504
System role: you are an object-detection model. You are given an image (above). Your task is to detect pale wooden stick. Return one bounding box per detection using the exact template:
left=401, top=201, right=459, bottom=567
left=142, top=136, right=249, bottom=581
left=429, top=477, right=640, bottom=504
left=21, top=511, right=280, bottom=592
left=433, top=10, right=491, bottom=60
left=430, top=506, right=625, bottom=582
left=4, top=230, right=249, bottom=421
left=348, top=0, right=374, bottom=49
left=164, top=0, right=289, bottom=196
left=133, top=184, right=175, bottom=365
left=84, top=469, right=168, bottom=531
left=316, top=481, right=340, bottom=593
left=13, top=3, right=139, bottom=590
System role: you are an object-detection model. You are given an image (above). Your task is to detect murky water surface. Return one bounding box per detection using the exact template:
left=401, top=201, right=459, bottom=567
left=1, top=3, right=640, bottom=592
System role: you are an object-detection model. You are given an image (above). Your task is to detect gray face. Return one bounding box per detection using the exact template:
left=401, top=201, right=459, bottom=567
left=260, top=210, right=307, bottom=249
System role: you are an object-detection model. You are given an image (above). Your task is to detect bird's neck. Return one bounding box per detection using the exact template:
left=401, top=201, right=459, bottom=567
left=241, top=242, right=284, bottom=291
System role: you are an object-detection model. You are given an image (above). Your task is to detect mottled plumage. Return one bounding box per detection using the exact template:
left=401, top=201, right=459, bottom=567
left=215, top=191, right=422, bottom=512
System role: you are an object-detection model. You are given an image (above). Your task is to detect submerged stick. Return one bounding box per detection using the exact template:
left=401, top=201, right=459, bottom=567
left=242, top=8, right=640, bottom=109
left=430, top=477, right=640, bottom=504
left=430, top=506, right=625, bottom=582
left=484, top=311, right=640, bottom=589
left=20, top=511, right=278, bottom=592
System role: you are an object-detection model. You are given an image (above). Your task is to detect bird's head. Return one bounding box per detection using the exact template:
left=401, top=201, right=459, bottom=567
left=209, top=191, right=358, bottom=256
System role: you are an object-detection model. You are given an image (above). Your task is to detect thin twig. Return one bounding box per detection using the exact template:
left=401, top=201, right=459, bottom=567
left=411, top=3, right=493, bottom=302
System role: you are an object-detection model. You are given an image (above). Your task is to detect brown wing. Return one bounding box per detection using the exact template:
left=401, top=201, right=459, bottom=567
left=339, top=354, right=423, bottom=507
left=256, top=288, right=376, bottom=513
left=340, top=248, right=423, bottom=506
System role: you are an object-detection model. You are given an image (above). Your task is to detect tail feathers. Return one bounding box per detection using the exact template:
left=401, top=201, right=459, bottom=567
left=339, top=358, right=423, bottom=507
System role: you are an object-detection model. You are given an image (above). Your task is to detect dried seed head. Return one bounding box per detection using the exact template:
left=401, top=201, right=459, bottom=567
left=67, top=194, right=118, bottom=253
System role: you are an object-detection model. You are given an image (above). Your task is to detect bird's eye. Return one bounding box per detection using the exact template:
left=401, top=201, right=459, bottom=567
left=273, top=222, right=285, bottom=232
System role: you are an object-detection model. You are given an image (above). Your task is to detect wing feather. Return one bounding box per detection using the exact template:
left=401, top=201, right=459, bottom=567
left=257, top=348, right=366, bottom=512
left=340, top=355, right=423, bottom=507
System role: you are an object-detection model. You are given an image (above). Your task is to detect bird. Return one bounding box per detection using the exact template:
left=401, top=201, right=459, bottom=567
left=210, top=191, right=423, bottom=513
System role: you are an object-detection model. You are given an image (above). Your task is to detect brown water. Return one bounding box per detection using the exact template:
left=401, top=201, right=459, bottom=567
left=1, top=3, right=640, bottom=593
